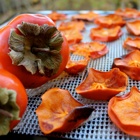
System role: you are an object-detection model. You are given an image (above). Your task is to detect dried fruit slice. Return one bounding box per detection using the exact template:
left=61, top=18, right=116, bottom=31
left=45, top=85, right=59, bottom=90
left=112, top=50, right=140, bottom=80
left=70, top=42, right=109, bottom=59
left=126, top=20, right=140, bottom=35
left=65, top=54, right=90, bottom=74
left=36, top=88, right=94, bottom=135
left=123, top=37, right=140, bottom=51
left=115, top=8, right=140, bottom=19
left=88, top=42, right=109, bottom=59
left=70, top=43, right=90, bottom=57
left=47, top=11, right=67, bottom=22
left=108, top=86, right=140, bottom=137
left=76, top=68, right=128, bottom=100
left=61, top=29, right=83, bottom=45
left=58, top=21, right=85, bottom=31
left=72, top=11, right=100, bottom=21
left=94, top=14, right=125, bottom=28
left=90, top=26, right=123, bottom=42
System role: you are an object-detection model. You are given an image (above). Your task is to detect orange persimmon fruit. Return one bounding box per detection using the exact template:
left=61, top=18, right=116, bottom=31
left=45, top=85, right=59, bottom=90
left=112, top=50, right=140, bottom=80
left=35, top=88, right=94, bottom=135
left=108, top=86, right=140, bottom=137
left=76, top=68, right=128, bottom=101
left=0, top=14, right=69, bottom=88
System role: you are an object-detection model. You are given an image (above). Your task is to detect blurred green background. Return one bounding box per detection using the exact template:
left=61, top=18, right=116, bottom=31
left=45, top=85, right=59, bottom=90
left=0, top=0, right=139, bottom=24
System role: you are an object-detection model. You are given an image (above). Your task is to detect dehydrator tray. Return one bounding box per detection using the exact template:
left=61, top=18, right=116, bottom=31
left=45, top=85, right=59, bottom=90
left=2, top=10, right=140, bottom=140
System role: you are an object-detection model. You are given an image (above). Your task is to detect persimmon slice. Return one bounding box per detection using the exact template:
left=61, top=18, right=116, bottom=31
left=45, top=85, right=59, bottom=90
left=70, top=43, right=90, bottom=57
left=76, top=68, right=128, bottom=100
left=108, top=86, right=140, bottom=137
left=36, top=88, right=94, bottom=135
left=58, top=21, right=85, bottom=31
left=112, top=50, right=140, bottom=80
left=47, top=11, right=67, bottom=22
left=94, top=14, right=125, bottom=28
left=65, top=54, right=90, bottom=74
left=126, top=20, right=140, bottom=35
left=61, top=29, right=83, bottom=45
left=90, top=26, right=123, bottom=42
left=115, top=8, right=140, bottom=19
left=72, top=11, right=100, bottom=21
left=123, top=37, right=140, bottom=51
left=70, top=42, right=109, bottom=59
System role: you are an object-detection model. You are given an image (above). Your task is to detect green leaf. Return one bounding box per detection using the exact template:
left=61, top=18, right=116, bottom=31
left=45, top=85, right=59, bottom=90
left=0, top=117, right=10, bottom=135
left=0, top=88, right=20, bottom=136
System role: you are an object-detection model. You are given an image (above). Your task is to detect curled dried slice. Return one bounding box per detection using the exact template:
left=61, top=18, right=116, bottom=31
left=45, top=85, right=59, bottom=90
left=123, top=37, right=140, bottom=51
left=90, top=26, right=123, bottom=42
left=115, top=8, right=140, bottom=19
left=108, top=86, right=140, bottom=137
left=88, top=42, right=109, bottom=59
left=72, top=11, right=99, bottom=21
left=58, top=21, right=85, bottom=32
left=36, top=88, right=94, bottom=135
left=94, top=14, right=125, bottom=28
left=61, top=29, right=83, bottom=45
left=47, top=11, right=67, bottom=22
left=65, top=54, right=90, bottom=74
left=76, top=68, right=128, bottom=100
left=126, top=20, right=140, bottom=36
left=70, top=42, right=109, bottom=59
left=112, top=50, right=140, bottom=80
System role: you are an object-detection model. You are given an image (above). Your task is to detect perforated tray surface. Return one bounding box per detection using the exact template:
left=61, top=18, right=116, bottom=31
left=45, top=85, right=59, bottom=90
left=10, top=11, right=140, bottom=140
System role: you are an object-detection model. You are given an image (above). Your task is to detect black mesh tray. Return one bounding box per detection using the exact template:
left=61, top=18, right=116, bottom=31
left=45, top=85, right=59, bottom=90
left=2, top=10, right=140, bottom=140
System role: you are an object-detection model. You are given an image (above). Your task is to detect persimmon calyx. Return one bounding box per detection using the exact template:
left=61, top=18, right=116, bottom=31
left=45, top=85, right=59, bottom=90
left=0, top=87, right=20, bottom=135
left=9, top=22, right=63, bottom=77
